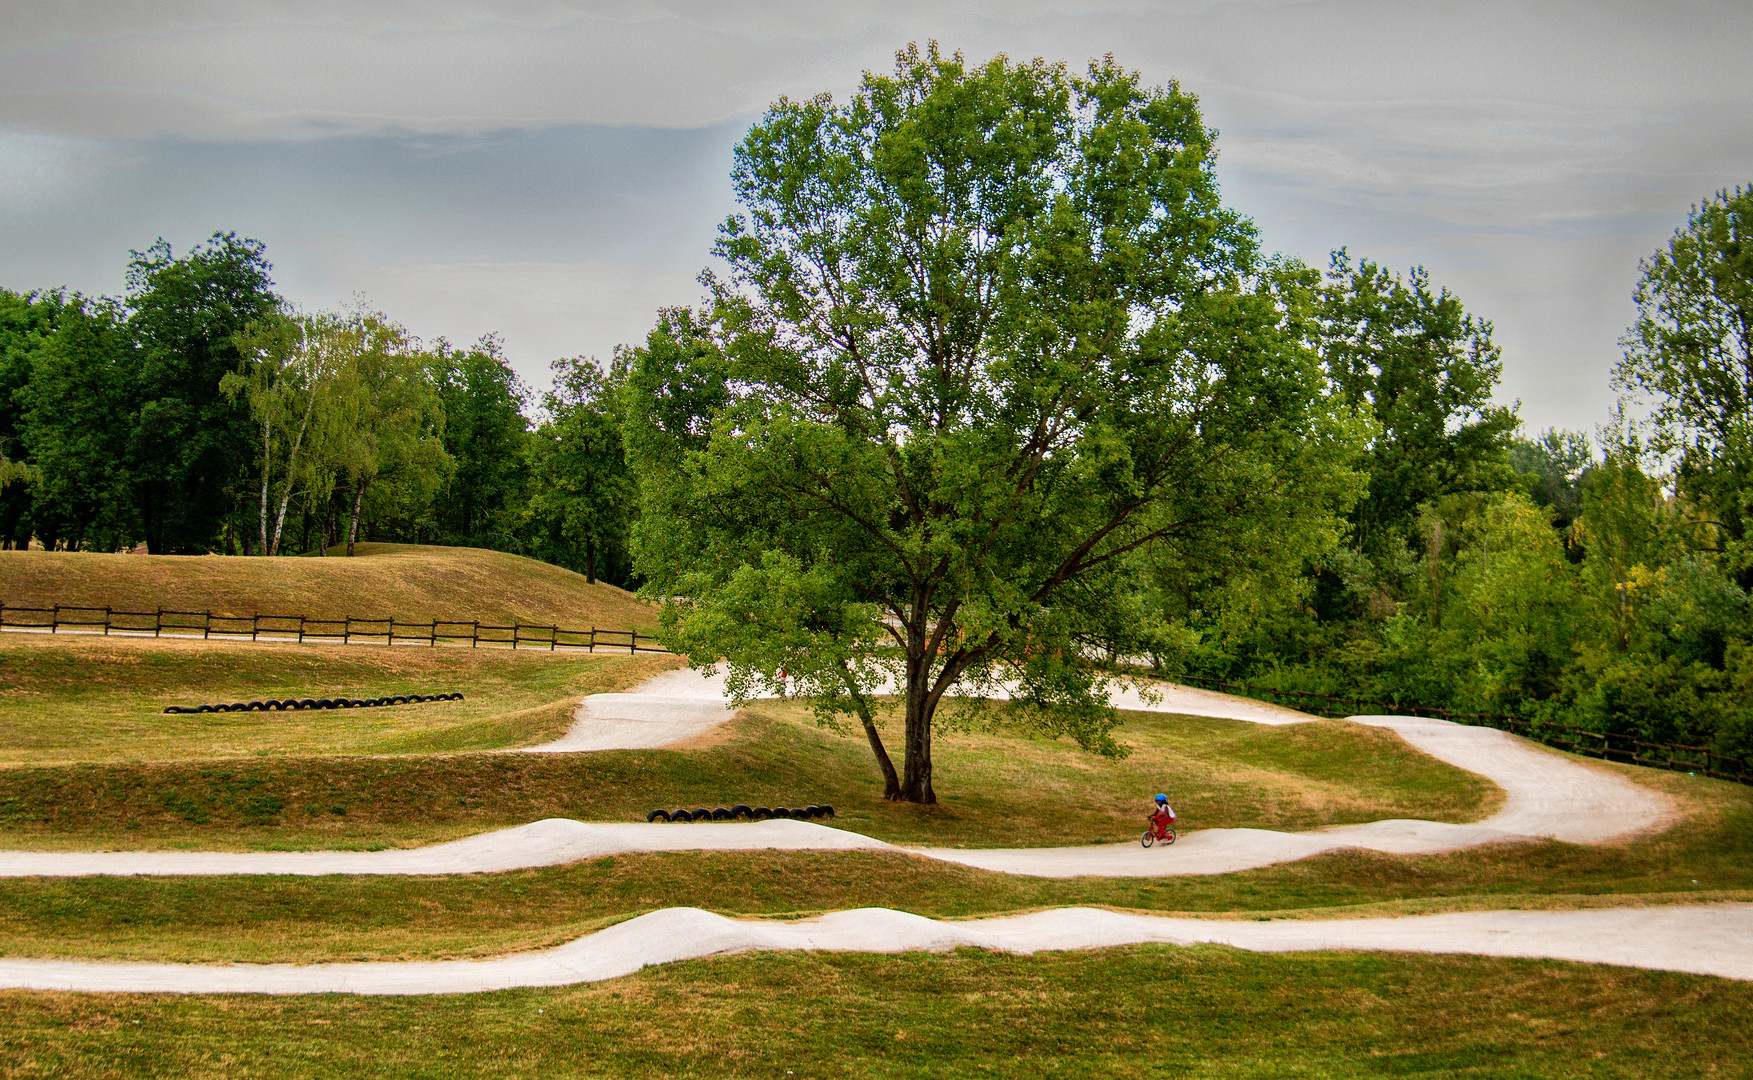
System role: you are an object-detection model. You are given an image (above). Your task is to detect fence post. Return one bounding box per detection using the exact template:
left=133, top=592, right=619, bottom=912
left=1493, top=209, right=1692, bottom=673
left=51, top=603, right=59, bottom=633
left=297, top=615, right=305, bottom=644
left=344, top=616, right=351, bottom=645
left=203, top=611, right=211, bottom=640
left=251, top=613, right=259, bottom=642
left=471, top=621, right=478, bottom=649
left=103, top=606, right=111, bottom=636
left=589, top=627, right=595, bottom=653
left=630, top=631, right=638, bottom=655
left=155, top=607, right=162, bottom=637
left=549, top=625, right=557, bottom=652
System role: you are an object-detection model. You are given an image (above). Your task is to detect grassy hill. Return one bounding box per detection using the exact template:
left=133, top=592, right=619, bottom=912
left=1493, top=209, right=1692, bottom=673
left=0, top=543, right=655, bottom=630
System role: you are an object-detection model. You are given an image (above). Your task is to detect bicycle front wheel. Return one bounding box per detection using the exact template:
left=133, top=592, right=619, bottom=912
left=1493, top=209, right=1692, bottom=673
left=1140, top=830, right=1155, bottom=848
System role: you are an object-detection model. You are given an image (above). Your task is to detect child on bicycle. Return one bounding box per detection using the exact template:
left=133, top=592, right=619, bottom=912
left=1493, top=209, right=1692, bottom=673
left=1149, top=793, right=1176, bottom=839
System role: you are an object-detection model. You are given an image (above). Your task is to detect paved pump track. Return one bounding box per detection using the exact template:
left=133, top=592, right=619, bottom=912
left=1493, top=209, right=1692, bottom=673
left=1, top=904, right=1748, bottom=994
left=2, top=666, right=1740, bottom=993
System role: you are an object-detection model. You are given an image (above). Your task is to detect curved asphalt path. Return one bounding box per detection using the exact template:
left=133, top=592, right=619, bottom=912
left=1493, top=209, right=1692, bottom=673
left=2, top=904, right=1747, bottom=993
left=2, top=667, right=1729, bottom=993
left=0, top=668, right=1673, bottom=879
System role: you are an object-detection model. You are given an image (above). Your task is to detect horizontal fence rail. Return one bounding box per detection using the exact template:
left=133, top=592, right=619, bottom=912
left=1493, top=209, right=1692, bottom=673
left=0, top=601, right=670, bottom=655
left=1173, top=673, right=1751, bottom=788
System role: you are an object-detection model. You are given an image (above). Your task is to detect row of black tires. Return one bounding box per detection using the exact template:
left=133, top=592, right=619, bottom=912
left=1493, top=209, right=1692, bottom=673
left=647, top=804, right=834, bottom=823
left=163, top=693, right=464, bottom=714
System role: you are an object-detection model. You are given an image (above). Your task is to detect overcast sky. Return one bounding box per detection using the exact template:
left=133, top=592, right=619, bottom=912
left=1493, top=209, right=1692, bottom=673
left=2, top=1, right=1748, bottom=432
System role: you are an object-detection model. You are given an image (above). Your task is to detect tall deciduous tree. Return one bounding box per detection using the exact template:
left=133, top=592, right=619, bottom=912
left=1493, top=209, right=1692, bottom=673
left=0, top=289, right=65, bottom=546
left=125, top=232, right=279, bottom=553
left=330, top=313, right=452, bottom=555
left=433, top=337, right=530, bottom=547
left=1319, top=251, right=1520, bottom=557
left=1614, top=185, right=1753, bottom=578
left=627, top=47, right=1366, bottom=803
left=524, top=355, right=636, bottom=584
left=224, top=311, right=354, bottom=556
left=15, top=297, right=136, bottom=550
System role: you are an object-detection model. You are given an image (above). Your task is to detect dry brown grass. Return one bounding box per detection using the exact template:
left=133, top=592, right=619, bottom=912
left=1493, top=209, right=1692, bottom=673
left=0, top=633, right=679, bottom=765
left=0, top=543, right=656, bottom=630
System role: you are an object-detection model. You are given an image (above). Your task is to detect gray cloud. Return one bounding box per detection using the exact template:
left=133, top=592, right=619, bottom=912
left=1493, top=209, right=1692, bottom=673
left=1, top=0, right=1748, bottom=431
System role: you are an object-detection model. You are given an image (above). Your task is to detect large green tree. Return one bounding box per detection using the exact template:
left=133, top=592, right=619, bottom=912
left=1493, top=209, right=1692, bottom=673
left=15, top=297, right=136, bottom=551
left=0, top=289, right=65, bottom=547
left=627, top=47, right=1365, bottom=803
left=432, top=337, right=530, bottom=548
left=125, top=232, right=279, bottom=553
left=1614, top=185, right=1753, bottom=579
left=1319, top=251, right=1520, bottom=558
left=524, top=355, right=636, bottom=584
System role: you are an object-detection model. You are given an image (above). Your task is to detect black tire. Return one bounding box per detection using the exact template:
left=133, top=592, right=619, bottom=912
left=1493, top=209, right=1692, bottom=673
left=163, top=706, right=180, bottom=714
left=453, top=693, right=465, bottom=701
left=1164, top=828, right=1176, bottom=845
left=270, top=700, right=289, bottom=711
left=646, top=809, right=671, bottom=822
left=298, top=699, right=317, bottom=710
left=1141, top=830, right=1155, bottom=848
left=817, top=805, right=835, bottom=819
left=752, top=807, right=772, bottom=820
left=247, top=701, right=266, bottom=711
left=804, top=805, right=826, bottom=819
left=710, top=807, right=732, bottom=821
left=773, top=807, right=792, bottom=819
left=671, top=809, right=694, bottom=822
left=691, top=808, right=711, bottom=822
left=729, top=804, right=752, bottom=820
left=392, top=695, right=410, bottom=705
left=194, top=704, right=214, bottom=713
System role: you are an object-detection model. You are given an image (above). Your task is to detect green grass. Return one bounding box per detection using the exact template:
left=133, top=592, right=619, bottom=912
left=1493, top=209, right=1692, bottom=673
left=0, top=771, right=1743, bottom=965
left=2, top=947, right=1748, bottom=1078
left=0, top=700, right=1496, bottom=851
left=0, top=635, right=679, bottom=765
left=0, top=542, right=656, bottom=629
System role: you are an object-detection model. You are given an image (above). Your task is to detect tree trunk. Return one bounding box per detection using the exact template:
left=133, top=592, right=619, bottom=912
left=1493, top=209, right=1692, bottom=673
left=899, top=649, right=936, bottom=804
left=584, top=537, right=597, bottom=585
left=346, top=478, right=367, bottom=556
left=259, top=418, right=271, bottom=555
left=837, top=660, right=901, bottom=799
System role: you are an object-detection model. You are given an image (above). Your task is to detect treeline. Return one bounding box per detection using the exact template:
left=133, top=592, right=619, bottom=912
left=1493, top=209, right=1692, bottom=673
left=0, top=233, right=634, bottom=584
left=1172, top=188, right=1753, bottom=762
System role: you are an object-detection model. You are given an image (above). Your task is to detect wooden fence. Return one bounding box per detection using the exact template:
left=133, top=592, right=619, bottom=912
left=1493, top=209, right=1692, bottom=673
left=1173, top=673, right=1751, bottom=787
left=0, top=601, right=669, bottom=655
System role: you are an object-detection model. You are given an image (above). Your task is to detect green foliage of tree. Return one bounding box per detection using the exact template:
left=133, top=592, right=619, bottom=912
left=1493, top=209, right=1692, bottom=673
left=522, top=355, right=636, bottom=585
left=627, top=47, right=1368, bottom=802
left=432, top=337, right=530, bottom=548
left=0, top=289, right=66, bottom=546
left=1510, top=428, right=1593, bottom=531
left=327, top=314, right=453, bottom=556
left=14, top=297, right=136, bottom=551
left=124, top=232, right=279, bottom=553
left=1614, top=185, right=1753, bottom=580
left=224, top=311, right=355, bottom=556
left=1320, top=251, right=1521, bottom=557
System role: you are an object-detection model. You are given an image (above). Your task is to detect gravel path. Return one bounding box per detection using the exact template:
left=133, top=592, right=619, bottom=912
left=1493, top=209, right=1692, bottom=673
left=2, top=903, right=1745, bottom=994
left=0, top=669, right=1672, bottom=879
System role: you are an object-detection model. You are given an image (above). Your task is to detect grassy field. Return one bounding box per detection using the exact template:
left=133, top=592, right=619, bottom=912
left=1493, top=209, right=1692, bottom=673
left=0, top=543, right=656, bottom=630
left=0, top=697, right=1497, bottom=851
left=0, top=765, right=1740, bottom=965
left=0, top=634, right=678, bottom=765
left=2, top=947, right=1748, bottom=1079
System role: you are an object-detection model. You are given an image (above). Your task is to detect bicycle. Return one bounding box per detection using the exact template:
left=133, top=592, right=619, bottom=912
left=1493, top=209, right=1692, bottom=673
left=1140, top=815, right=1176, bottom=847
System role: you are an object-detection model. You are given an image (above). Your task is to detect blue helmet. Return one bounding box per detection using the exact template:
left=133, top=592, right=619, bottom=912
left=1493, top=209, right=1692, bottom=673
left=1155, top=794, right=1168, bottom=804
